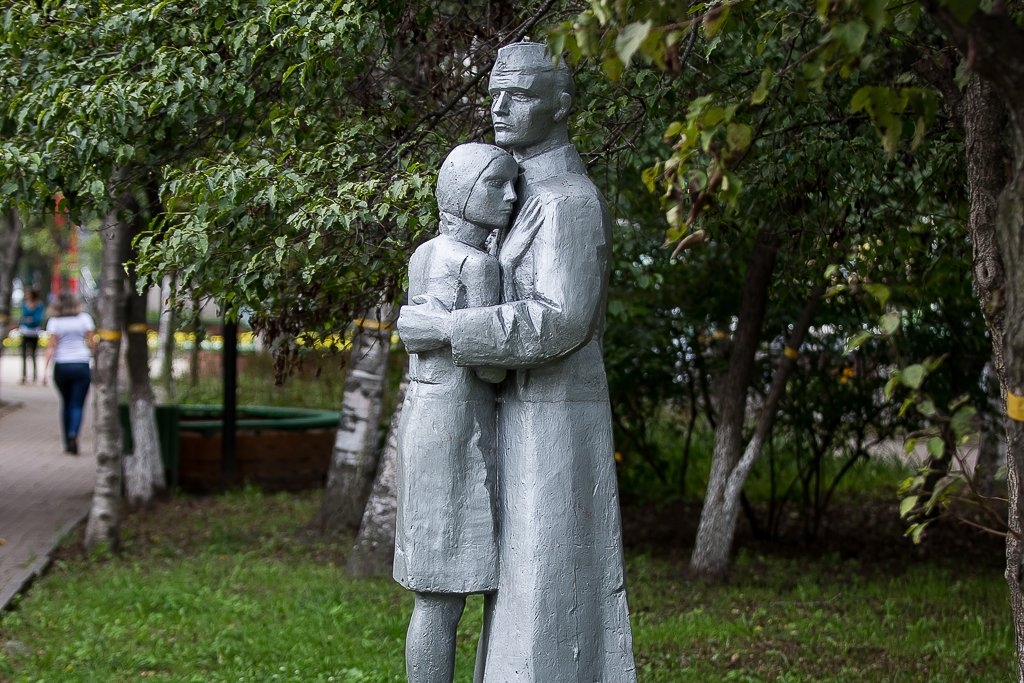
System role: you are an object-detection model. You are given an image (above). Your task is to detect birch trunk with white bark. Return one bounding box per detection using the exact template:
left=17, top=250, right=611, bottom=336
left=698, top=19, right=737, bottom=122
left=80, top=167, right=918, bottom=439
left=316, top=305, right=394, bottom=533
left=0, top=209, right=22, bottom=403
left=84, top=182, right=133, bottom=550
left=347, top=376, right=407, bottom=577
left=123, top=268, right=164, bottom=507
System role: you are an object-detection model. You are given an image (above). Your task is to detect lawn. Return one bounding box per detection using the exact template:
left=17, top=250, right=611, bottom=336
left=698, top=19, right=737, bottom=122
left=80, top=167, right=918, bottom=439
left=0, top=488, right=1012, bottom=682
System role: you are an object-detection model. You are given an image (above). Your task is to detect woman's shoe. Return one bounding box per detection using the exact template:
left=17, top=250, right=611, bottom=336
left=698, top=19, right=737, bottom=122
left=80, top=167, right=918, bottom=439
left=66, top=437, right=78, bottom=455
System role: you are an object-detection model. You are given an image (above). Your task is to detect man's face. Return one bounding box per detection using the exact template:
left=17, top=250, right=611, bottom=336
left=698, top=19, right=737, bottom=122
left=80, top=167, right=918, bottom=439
left=488, top=69, right=560, bottom=151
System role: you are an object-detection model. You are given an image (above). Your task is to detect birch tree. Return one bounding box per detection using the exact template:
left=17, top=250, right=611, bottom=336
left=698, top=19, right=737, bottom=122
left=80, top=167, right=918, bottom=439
left=123, top=205, right=165, bottom=508
left=84, top=184, right=133, bottom=549
left=347, top=376, right=407, bottom=578
left=316, top=304, right=395, bottom=534
left=0, top=210, right=22, bottom=399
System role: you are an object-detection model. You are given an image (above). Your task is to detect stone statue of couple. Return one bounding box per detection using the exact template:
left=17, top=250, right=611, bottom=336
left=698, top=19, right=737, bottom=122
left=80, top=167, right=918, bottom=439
left=394, top=41, right=637, bottom=683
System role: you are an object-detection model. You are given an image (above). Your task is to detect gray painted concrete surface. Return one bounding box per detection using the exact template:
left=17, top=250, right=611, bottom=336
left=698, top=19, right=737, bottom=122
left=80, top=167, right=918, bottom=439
left=0, top=350, right=95, bottom=611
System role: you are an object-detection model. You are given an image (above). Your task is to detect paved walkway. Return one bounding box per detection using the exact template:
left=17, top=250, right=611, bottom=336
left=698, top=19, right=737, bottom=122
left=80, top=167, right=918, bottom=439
left=0, top=349, right=95, bottom=610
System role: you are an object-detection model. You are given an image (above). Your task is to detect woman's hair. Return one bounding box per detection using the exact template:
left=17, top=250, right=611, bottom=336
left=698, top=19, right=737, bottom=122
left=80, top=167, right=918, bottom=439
left=54, top=292, right=81, bottom=317
left=436, top=143, right=513, bottom=218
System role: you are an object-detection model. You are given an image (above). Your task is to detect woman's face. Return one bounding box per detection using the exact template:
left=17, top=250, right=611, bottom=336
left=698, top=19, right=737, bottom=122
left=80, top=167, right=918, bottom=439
left=463, top=155, right=518, bottom=230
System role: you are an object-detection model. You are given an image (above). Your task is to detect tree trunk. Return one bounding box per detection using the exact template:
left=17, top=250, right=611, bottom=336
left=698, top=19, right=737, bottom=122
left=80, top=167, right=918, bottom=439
left=84, top=181, right=133, bottom=550
left=122, top=251, right=164, bottom=508
left=154, top=274, right=177, bottom=401
left=316, top=303, right=394, bottom=533
left=0, top=209, right=22, bottom=403
left=923, top=5, right=1024, bottom=677
left=0, top=209, right=21, bottom=330
left=690, top=233, right=778, bottom=579
left=347, top=376, right=407, bottom=577
left=999, top=146, right=1024, bottom=683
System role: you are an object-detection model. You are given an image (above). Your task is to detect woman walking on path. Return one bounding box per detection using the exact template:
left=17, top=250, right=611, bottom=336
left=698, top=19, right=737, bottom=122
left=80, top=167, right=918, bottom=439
left=18, top=288, right=45, bottom=384
left=44, top=292, right=95, bottom=454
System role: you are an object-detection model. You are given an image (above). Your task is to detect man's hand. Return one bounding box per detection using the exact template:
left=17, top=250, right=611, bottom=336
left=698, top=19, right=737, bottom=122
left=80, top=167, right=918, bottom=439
left=397, top=295, right=453, bottom=353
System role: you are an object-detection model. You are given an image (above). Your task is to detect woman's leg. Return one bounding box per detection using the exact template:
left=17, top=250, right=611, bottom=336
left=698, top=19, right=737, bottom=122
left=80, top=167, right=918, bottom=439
left=52, top=364, right=75, bottom=449
left=20, top=336, right=28, bottom=383
left=64, top=363, right=92, bottom=447
left=406, top=592, right=467, bottom=683
left=26, top=336, right=38, bottom=381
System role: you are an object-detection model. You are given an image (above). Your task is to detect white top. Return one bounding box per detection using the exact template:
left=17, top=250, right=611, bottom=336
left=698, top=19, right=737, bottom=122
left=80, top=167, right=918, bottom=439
left=45, top=312, right=95, bottom=364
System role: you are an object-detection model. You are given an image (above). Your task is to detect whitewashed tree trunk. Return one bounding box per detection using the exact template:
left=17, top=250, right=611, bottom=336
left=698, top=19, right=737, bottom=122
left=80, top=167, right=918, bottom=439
left=0, top=209, right=21, bottom=329
left=153, top=274, right=177, bottom=401
left=84, top=180, right=133, bottom=550
left=347, top=376, right=407, bottom=577
left=0, top=209, right=22, bottom=403
left=316, top=303, right=394, bottom=533
left=123, top=261, right=164, bottom=507
left=690, top=235, right=777, bottom=579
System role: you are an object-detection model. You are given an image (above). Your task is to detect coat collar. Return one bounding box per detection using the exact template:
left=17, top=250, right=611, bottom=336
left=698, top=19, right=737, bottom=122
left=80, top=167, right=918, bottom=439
left=518, top=144, right=586, bottom=184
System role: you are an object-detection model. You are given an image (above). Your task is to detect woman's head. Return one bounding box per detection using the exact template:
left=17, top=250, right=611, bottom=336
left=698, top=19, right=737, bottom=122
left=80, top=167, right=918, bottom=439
left=25, top=287, right=39, bottom=304
left=54, top=292, right=81, bottom=317
left=436, top=143, right=518, bottom=231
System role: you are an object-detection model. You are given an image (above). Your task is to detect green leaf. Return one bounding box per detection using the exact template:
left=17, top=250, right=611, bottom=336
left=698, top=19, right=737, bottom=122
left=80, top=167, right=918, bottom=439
left=751, top=69, right=772, bottom=105
left=830, top=19, right=869, bottom=54
left=899, top=495, right=919, bottom=518
left=703, top=5, right=731, bottom=38
left=950, top=406, right=977, bottom=440
left=601, top=56, right=624, bottom=82
left=850, top=86, right=873, bottom=114
left=879, top=311, right=900, bottom=335
left=844, top=329, right=873, bottom=354
left=926, top=437, right=944, bottom=458
left=664, top=121, right=684, bottom=138
left=726, top=123, right=752, bottom=153
left=641, top=165, right=659, bottom=193
left=901, top=364, right=925, bottom=389
left=615, top=20, right=653, bottom=67
left=864, top=283, right=890, bottom=307
left=884, top=374, right=900, bottom=400
left=917, top=399, right=936, bottom=417
left=898, top=397, right=915, bottom=418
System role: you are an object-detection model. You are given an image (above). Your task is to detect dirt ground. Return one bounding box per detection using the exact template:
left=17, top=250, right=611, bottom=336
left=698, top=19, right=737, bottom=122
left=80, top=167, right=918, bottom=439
left=621, top=494, right=1007, bottom=576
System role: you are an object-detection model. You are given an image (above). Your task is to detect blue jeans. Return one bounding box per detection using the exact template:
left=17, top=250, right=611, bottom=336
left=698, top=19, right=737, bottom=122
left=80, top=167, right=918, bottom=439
left=53, top=362, right=91, bottom=448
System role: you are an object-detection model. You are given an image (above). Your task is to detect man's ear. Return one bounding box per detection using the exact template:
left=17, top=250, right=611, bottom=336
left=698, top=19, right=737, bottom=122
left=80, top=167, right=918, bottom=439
left=553, top=91, right=573, bottom=122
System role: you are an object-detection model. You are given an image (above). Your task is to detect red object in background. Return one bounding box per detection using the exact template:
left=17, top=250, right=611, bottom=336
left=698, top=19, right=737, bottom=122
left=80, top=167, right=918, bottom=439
left=50, top=194, right=79, bottom=297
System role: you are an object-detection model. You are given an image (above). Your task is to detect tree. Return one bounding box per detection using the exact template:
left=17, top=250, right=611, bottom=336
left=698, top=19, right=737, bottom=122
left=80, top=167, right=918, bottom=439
left=916, top=2, right=1024, bottom=675
left=556, top=0, right=1024, bottom=669
left=0, top=210, right=22, bottom=400
left=84, top=181, right=133, bottom=549
left=347, top=376, right=408, bottom=578
left=1, top=0, right=575, bottom=550
left=315, top=305, right=395, bottom=534
left=123, top=185, right=166, bottom=507
left=555, top=0, right=971, bottom=578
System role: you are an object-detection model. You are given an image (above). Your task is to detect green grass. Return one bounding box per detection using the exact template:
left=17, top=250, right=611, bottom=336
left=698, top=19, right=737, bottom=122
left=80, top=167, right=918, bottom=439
left=0, top=488, right=1012, bottom=682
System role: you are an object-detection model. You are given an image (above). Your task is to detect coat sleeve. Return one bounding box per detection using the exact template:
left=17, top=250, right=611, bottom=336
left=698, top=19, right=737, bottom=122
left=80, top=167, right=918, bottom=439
left=448, top=189, right=609, bottom=370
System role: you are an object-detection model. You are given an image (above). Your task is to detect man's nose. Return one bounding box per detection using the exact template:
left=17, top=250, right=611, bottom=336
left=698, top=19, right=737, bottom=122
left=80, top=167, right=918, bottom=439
left=503, top=182, right=517, bottom=203
left=492, top=92, right=509, bottom=114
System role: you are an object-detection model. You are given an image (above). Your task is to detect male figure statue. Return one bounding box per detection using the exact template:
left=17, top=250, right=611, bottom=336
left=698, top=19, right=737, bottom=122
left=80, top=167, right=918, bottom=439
left=399, top=41, right=637, bottom=682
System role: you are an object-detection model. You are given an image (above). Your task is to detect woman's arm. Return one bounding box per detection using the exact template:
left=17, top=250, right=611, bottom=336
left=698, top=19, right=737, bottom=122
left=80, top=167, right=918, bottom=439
left=43, top=333, right=57, bottom=384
